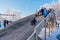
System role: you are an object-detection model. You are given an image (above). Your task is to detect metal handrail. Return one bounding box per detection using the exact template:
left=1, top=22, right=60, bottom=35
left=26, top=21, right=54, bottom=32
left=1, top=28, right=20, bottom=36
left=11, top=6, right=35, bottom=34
left=27, top=10, right=55, bottom=40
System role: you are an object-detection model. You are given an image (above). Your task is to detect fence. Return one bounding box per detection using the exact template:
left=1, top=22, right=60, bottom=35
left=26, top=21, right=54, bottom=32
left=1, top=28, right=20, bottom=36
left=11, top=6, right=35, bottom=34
left=27, top=9, right=56, bottom=40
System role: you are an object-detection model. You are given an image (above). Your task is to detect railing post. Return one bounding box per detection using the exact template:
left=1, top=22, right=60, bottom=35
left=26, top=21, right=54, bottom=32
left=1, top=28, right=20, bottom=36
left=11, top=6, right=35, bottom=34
left=44, top=18, right=46, bottom=40
left=49, top=15, right=50, bottom=37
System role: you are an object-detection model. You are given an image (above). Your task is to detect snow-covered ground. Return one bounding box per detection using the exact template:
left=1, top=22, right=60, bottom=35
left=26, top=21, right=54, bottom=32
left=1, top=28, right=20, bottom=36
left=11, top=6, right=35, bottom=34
left=38, top=27, right=57, bottom=40
left=38, top=26, right=60, bottom=40
left=46, top=27, right=60, bottom=40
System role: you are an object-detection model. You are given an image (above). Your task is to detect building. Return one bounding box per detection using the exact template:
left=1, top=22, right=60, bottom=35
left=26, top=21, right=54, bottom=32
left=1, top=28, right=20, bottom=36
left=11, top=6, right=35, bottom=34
left=2, top=9, right=21, bottom=22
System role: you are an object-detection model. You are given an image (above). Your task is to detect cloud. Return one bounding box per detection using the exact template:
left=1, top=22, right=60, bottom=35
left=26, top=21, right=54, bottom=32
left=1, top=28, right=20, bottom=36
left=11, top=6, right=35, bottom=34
left=39, top=0, right=60, bottom=10
left=51, top=0, right=60, bottom=10
left=58, top=0, right=60, bottom=2
left=39, top=3, right=51, bottom=10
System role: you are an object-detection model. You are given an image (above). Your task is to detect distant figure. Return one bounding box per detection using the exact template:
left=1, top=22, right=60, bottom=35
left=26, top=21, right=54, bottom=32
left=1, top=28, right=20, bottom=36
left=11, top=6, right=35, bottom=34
left=0, top=21, right=1, bottom=28
left=3, top=20, right=7, bottom=28
left=40, top=7, right=44, bottom=15
left=56, top=21, right=57, bottom=27
left=44, top=8, right=48, bottom=17
left=31, top=17, right=37, bottom=26
left=58, top=23, right=59, bottom=28
left=7, top=20, right=8, bottom=25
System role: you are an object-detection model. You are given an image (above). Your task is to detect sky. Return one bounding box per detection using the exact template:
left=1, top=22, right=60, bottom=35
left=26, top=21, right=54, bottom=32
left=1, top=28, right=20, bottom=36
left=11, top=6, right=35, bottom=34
left=0, top=0, right=58, bottom=17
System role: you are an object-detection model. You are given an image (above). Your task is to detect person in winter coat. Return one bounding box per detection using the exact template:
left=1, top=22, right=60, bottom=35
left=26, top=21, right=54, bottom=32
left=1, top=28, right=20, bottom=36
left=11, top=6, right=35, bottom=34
left=31, top=17, right=37, bottom=26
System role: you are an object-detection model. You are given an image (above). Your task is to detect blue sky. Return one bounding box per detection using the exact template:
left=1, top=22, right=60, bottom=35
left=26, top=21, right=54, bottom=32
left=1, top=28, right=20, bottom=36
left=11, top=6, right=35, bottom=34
left=0, top=0, right=58, bottom=17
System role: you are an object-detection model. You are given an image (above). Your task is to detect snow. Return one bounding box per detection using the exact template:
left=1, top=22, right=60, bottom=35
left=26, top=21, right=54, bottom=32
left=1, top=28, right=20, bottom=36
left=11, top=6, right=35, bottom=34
left=46, top=27, right=60, bottom=40
left=38, top=26, right=60, bottom=40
